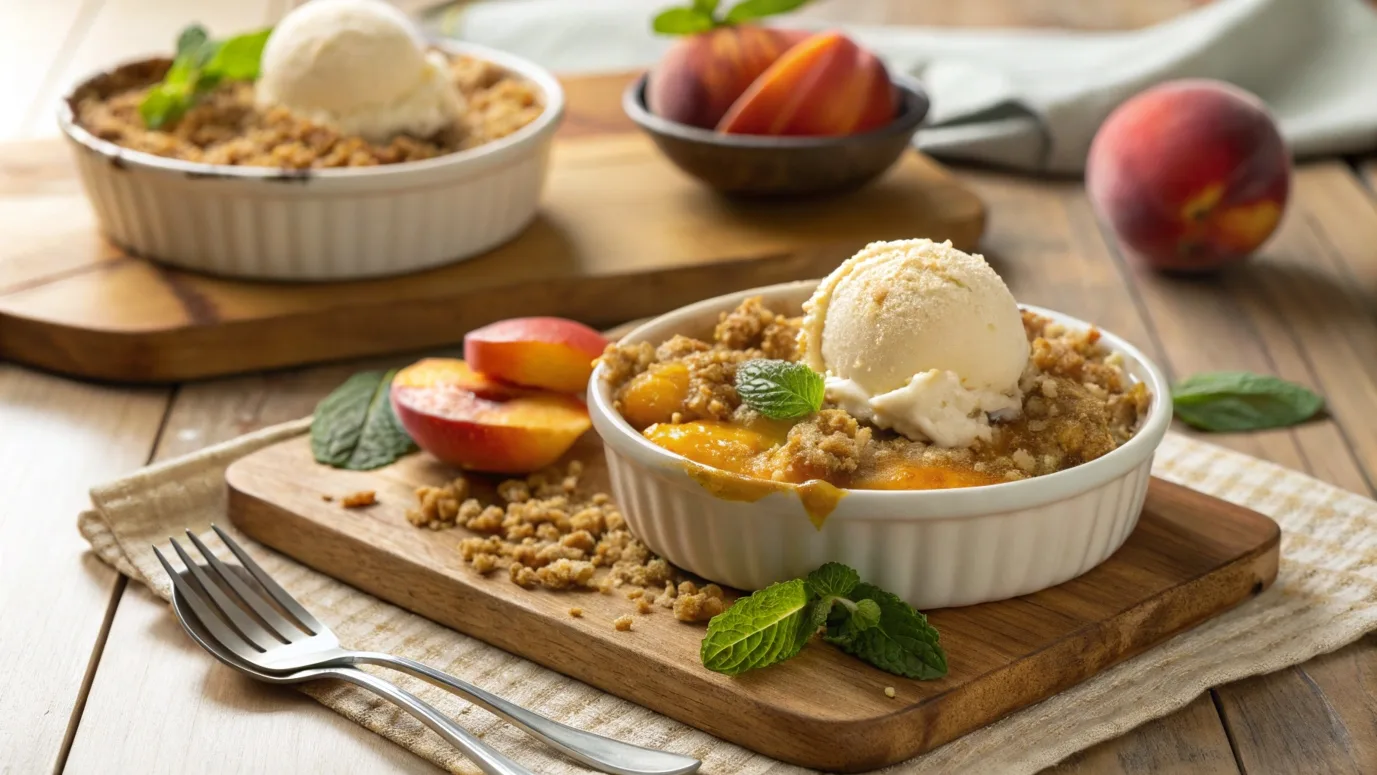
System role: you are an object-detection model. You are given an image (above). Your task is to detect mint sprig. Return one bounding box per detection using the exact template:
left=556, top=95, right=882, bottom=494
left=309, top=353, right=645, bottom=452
left=311, top=370, right=418, bottom=471
left=1171, top=371, right=1323, bottom=432
left=736, top=359, right=824, bottom=420
left=700, top=562, right=947, bottom=679
left=140, top=24, right=272, bottom=129
left=652, top=0, right=810, bottom=35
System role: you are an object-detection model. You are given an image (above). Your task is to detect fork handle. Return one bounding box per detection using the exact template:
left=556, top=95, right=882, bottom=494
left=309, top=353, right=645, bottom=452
left=350, top=652, right=700, bottom=775
left=330, top=667, right=534, bottom=775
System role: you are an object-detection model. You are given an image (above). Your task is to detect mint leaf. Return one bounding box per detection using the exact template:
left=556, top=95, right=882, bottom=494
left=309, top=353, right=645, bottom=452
left=724, top=0, right=810, bottom=23
left=826, top=583, right=947, bottom=680
left=806, top=562, right=858, bottom=598
left=701, top=579, right=812, bottom=675
left=208, top=27, right=271, bottom=80
left=652, top=7, right=717, bottom=35
left=312, top=370, right=418, bottom=471
left=1172, top=371, right=1322, bottom=432
left=692, top=0, right=720, bottom=15
left=736, top=359, right=824, bottom=420
left=176, top=25, right=210, bottom=59
left=141, top=25, right=271, bottom=129
left=851, top=598, right=881, bottom=630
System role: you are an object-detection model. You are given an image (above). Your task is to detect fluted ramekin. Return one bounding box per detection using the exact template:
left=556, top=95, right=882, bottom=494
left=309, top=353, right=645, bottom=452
left=57, top=42, right=564, bottom=281
left=589, top=280, right=1172, bottom=609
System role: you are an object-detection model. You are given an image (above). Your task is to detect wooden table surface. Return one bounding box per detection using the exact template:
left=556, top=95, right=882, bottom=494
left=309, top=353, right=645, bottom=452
left=4, top=0, right=1375, bottom=773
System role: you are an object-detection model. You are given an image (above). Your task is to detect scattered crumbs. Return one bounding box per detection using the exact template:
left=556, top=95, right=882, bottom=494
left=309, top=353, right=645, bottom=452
left=340, top=490, right=377, bottom=508
left=568, top=606, right=583, bottom=618
left=626, top=587, right=644, bottom=600
left=321, top=494, right=334, bottom=502
left=613, top=614, right=634, bottom=632
left=672, top=581, right=727, bottom=622
left=884, top=686, right=896, bottom=699
left=636, top=597, right=654, bottom=615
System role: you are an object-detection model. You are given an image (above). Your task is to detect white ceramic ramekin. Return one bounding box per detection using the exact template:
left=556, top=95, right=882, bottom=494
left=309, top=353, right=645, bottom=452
left=589, top=280, right=1172, bottom=609
left=57, top=42, right=564, bottom=281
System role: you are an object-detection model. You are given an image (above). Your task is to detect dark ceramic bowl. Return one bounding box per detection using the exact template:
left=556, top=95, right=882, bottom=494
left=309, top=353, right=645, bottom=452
left=623, top=72, right=929, bottom=197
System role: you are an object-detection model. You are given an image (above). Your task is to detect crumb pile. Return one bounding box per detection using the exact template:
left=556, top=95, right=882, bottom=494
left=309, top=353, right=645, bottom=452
left=406, top=460, right=727, bottom=623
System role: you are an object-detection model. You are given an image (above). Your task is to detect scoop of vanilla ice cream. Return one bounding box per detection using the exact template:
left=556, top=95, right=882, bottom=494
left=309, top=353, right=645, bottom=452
left=801, top=239, right=1030, bottom=447
left=256, top=0, right=461, bottom=142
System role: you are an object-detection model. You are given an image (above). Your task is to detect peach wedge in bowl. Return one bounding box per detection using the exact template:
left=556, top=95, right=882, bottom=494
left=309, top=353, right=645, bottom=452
left=589, top=240, right=1171, bottom=609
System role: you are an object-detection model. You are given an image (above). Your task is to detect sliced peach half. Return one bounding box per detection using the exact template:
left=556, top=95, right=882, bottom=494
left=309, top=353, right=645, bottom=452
left=464, top=317, right=609, bottom=394
left=391, top=358, right=590, bottom=474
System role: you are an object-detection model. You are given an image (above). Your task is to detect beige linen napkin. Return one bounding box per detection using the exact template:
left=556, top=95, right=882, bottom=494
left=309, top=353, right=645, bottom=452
left=79, top=421, right=1377, bottom=774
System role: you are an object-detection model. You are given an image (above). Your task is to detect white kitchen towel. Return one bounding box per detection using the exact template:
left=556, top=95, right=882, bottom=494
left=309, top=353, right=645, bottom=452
left=433, top=0, right=1377, bottom=173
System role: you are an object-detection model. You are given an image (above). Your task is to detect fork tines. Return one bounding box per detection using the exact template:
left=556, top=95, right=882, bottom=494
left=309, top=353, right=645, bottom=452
left=153, top=526, right=321, bottom=657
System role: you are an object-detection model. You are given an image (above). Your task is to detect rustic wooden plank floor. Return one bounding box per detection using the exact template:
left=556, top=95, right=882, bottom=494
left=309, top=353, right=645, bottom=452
left=3, top=1, right=1375, bottom=773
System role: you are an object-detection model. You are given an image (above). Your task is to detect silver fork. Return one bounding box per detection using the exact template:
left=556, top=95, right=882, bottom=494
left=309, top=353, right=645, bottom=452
left=154, top=525, right=700, bottom=775
left=166, top=565, right=534, bottom=775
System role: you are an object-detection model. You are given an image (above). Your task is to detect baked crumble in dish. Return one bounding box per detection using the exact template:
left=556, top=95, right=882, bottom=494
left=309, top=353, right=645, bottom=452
left=72, top=55, right=542, bottom=169
left=600, top=295, right=1151, bottom=490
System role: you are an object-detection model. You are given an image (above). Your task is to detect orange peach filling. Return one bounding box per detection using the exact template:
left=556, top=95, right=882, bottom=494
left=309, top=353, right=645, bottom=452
left=642, top=420, right=1002, bottom=492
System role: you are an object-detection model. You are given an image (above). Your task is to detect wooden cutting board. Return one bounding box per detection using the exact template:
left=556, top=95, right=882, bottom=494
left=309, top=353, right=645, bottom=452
left=227, top=434, right=1280, bottom=772
left=0, top=73, right=983, bottom=384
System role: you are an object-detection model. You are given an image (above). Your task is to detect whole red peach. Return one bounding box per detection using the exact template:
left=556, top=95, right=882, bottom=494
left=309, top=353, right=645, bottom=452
left=647, top=25, right=807, bottom=129
left=1087, top=79, right=1290, bottom=272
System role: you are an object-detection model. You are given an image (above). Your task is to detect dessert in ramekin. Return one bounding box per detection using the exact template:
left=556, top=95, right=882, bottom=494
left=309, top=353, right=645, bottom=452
left=589, top=241, right=1170, bottom=608
left=58, top=1, right=563, bottom=280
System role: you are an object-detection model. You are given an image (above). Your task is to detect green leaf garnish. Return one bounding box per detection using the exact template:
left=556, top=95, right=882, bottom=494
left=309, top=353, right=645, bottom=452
left=140, top=24, right=272, bottom=129
left=652, top=7, right=717, bottom=35
left=735, top=359, right=825, bottom=420
left=700, top=579, right=814, bottom=675
left=311, top=370, right=418, bottom=471
left=1171, top=371, right=1323, bottom=432
left=701, top=563, right=947, bottom=679
left=805, top=561, right=858, bottom=598
left=724, top=0, right=810, bottom=23
left=651, top=0, right=810, bottom=35
left=823, top=583, right=946, bottom=679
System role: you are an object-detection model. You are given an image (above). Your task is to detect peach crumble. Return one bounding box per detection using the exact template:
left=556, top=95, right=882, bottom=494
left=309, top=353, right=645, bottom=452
left=600, top=296, right=1150, bottom=490
left=339, top=490, right=377, bottom=508
left=74, top=56, right=542, bottom=169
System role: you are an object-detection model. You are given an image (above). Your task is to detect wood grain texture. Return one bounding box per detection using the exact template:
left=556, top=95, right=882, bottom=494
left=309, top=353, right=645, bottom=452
left=0, top=74, right=984, bottom=383
left=226, top=436, right=1278, bottom=772
left=0, top=365, right=168, bottom=772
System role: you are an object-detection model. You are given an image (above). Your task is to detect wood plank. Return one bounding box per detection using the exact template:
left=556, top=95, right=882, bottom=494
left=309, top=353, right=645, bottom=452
left=1081, top=162, right=1377, bottom=773
left=0, top=366, right=168, bottom=772
left=64, top=358, right=441, bottom=775
left=225, top=434, right=1278, bottom=772
left=1050, top=694, right=1239, bottom=775
left=0, top=132, right=984, bottom=382
left=23, top=0, right=277, bottom=139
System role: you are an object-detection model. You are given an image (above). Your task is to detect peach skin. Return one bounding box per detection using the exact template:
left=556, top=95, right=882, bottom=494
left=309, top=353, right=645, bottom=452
left=392, top=358, right=590, bottom=474
left=716, top=30, right=895, bottom=137
left=1087, top=79, right=1290, bottom=272
left=464, top=317, right=609, bottom=394
left=647, top=25, right=807, bottom=129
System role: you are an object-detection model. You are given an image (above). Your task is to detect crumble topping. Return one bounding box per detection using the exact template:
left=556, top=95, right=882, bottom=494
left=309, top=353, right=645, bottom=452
left=340, top=490, right=377, bottom=508
left=74, top=56, right=542, bottom=168
left=602, top=296, right=1150, bottom=487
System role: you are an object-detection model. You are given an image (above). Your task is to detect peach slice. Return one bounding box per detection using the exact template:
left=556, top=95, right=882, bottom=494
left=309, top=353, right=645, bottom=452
left=716, top=30, right=895, bottom=137
left=647, top=25, right=809, bottom=129
left=392, top=358, right=591, bottom=474
left=464, top=317, right=609, bottom=394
